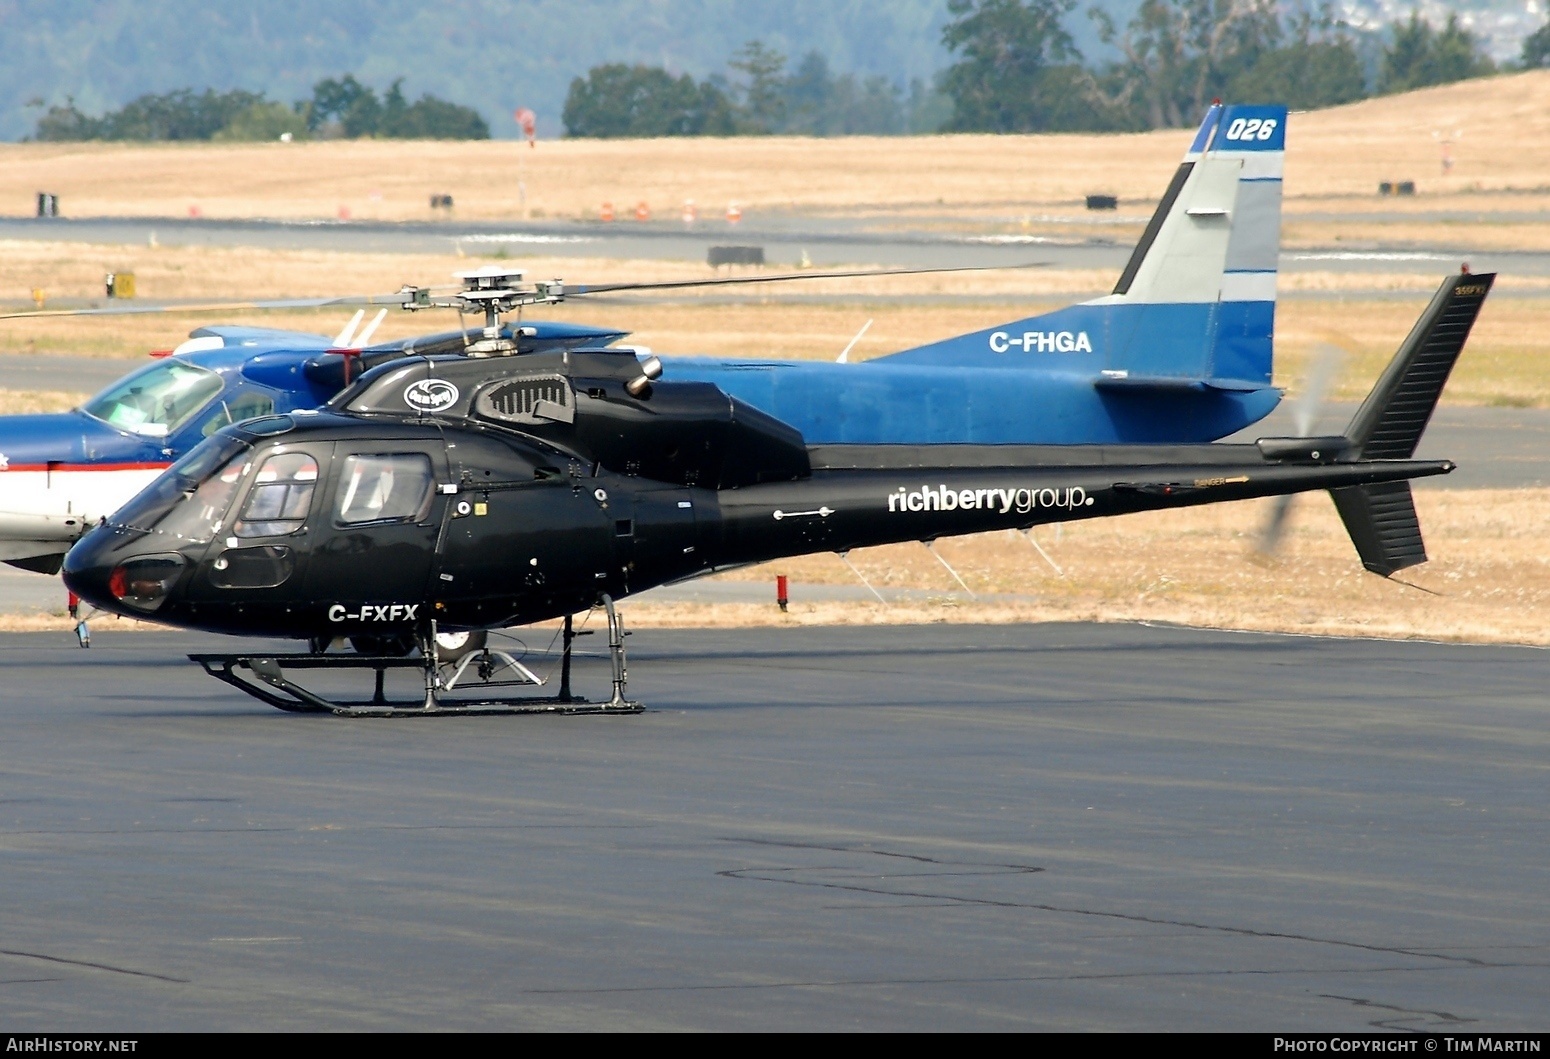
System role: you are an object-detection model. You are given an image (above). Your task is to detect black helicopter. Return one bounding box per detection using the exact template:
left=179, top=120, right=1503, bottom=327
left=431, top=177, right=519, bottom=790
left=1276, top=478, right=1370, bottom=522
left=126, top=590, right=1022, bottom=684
left=62, top=267, right=1494, bottom=715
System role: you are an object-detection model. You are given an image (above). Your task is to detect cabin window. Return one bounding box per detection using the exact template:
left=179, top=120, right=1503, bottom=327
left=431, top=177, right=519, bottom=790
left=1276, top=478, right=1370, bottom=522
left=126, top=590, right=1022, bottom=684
left=336, top=454, right=433, bottom=525
left=209, top=545, right=295, bottom=589
left=234, top=452, right=318, bottom=537
left=82, top=360, right=223, bottom=438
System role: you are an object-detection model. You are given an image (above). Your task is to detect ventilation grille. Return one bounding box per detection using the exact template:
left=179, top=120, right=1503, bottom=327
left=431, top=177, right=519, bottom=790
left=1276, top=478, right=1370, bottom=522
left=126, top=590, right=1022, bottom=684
left=475, top=376, right=572, bottom=424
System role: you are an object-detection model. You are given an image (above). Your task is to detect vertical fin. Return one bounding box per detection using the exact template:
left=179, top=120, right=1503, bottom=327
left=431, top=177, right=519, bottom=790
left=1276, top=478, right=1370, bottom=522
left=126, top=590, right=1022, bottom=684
left=1330, top=482, right=1426, bottom=576
left=1329, top=271, right=1494, bottom=576
left=1343, top=272, right=1495, bottom=459
left=875, top=102, right=1286, bottom=389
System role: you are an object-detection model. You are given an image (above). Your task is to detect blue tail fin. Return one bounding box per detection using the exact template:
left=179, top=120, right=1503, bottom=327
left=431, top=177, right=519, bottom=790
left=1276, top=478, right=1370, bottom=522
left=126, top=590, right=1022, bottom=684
left=878, top=103, right=1286, bottom=394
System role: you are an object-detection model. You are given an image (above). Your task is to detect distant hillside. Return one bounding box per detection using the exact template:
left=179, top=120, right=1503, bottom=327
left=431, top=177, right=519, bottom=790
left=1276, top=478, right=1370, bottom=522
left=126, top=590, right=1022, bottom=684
left=5, top=1, right=1537, bottom=143
left=0, top=0, right=957, bottom=142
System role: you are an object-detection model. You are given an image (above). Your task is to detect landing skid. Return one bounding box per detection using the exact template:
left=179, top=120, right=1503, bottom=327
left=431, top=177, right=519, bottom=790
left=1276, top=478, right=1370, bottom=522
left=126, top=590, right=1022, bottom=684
left=189, top=597, right=643, bottom=717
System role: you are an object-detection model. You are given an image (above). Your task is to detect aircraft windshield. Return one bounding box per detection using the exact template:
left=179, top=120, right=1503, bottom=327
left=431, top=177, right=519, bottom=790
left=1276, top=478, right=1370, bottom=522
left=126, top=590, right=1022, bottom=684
left=83, top=360, right=223, bottom=437
left=112, top=435, right=252, bottom=544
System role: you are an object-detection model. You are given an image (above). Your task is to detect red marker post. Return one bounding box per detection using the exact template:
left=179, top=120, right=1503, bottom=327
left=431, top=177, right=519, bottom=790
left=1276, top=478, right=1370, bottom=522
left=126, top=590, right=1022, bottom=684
left=514, top=107, right=537, bottom=147
left=513, top=108, right=537, bottom=217
left=776, top=574, right=789, bottom=612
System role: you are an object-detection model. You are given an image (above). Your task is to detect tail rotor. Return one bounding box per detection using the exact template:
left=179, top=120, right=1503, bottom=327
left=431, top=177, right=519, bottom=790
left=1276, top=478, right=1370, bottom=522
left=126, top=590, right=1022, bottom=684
left=1254, top=341, right=1347, bottom=558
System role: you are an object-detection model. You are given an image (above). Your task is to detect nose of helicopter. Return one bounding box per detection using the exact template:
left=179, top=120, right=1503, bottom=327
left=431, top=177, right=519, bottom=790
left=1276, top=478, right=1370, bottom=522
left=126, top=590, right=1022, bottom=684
left=62, top=526, right=185, bottom=619
left=61, top=528, right=119, bottom=613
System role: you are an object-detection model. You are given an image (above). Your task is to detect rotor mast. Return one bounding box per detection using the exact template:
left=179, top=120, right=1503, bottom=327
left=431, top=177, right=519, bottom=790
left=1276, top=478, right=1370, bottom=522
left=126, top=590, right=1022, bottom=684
left=398, top=264, right=566, bottom=356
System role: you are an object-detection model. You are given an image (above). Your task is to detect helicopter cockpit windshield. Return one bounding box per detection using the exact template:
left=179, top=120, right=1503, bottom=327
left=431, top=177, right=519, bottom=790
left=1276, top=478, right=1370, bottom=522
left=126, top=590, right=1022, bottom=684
left=83, top=359, right=224, bottom=438
left=111, top=436, right=252, bottom=544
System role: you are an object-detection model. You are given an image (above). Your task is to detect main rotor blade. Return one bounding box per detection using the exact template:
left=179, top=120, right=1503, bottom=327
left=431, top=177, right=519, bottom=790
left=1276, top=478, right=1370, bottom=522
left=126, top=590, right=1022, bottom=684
left=0, top=291, right=438, bottom=321
left=0, top=262, right=1043, bottom=321
left=565, top=261, right=1046, bottom=297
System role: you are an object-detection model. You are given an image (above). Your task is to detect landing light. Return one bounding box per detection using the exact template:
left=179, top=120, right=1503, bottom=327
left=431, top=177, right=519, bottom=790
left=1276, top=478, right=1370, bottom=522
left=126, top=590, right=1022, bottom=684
left=108, top=556, right=184, bottom=612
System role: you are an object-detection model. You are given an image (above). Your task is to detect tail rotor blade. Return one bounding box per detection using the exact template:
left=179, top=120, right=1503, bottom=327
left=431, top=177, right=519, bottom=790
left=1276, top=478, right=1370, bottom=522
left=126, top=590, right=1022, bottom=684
left=1256, top=341, right=1348, bottom=558
left=1292, top=342, right=1348, bottom=437
left=1256, top=493, right=1297, bottom=558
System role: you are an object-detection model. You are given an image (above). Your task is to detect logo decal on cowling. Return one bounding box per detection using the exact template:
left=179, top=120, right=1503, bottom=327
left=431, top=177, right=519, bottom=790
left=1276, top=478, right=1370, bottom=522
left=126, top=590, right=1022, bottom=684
left=403, top=379, right=460, bottom=412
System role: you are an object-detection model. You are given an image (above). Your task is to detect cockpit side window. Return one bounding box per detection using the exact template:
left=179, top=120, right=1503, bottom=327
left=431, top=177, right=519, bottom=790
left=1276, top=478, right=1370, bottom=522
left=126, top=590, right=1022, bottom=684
left=234, top=452, right=319, bottom=537
left=200, top=390, right=278, bottom=438
left=336, top=454, right=433, bottom=526
left=82, top=360, right=223, bottom=438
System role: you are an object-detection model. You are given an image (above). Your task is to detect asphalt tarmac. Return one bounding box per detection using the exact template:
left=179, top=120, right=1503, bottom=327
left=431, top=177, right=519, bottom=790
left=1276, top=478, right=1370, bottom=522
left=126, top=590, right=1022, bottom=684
left=0, top=623, right=1543, bottom=1030
left=4, top=214, right=1546, bottom=275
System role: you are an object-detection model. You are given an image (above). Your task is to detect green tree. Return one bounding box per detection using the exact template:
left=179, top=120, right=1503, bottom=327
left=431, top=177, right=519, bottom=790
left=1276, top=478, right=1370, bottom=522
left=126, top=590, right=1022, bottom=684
left=938, top=0, right=1090, bottom=132
left=214, top=101, right=310, bottom=141
left=376, top=79, right=490, bottom=139
left=34, top=88, right=268, bottom=141
left=31, top=76, right=486, bottom=143
left=1379, top=12, right=1494, bottom=94
left=1225, top=10, right=1366, bottom=110
left=1523, top=20, right=1550, bottom=68
left=729, top=40, right=788, bottom=133
left=309, top=75, right=381, bottom=136
left=782, top=52, right=905, bottom=135
left=1094, top=0, right=1282, bottom=130
left=905, top=78, right=954, bottom=134
left=32, top=99, right=103, bottom=141
left=783, top=52, right=837, bottom=134
left=109, top=88, right=266, bottom=140
left=562, top=64, right=734, bottom=137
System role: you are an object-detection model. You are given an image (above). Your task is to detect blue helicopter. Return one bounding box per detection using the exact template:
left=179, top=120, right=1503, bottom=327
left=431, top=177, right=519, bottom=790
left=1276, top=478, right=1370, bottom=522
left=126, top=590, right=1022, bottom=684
left=0, top=102, right=1286, bottom=606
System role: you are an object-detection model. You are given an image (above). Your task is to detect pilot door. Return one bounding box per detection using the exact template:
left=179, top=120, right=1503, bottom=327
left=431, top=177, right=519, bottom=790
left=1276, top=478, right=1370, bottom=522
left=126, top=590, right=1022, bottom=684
left=302, top=438, right=449, bottom=632
left=185, top=441, right=334, bottom=629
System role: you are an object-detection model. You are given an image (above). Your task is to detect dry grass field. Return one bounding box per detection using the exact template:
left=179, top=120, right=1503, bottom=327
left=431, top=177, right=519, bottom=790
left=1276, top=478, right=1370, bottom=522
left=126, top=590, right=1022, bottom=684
left=2, top=72, right=1549, bottom=248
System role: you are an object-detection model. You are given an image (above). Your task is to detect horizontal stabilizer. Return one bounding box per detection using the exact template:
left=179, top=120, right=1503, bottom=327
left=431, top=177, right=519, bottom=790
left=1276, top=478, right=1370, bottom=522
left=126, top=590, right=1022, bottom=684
left=1330, top=481, right=1427, bottom=576
left=1094, top=374, right=1267, bottom=394
left=1344, top=272, right=1494, bottom=459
